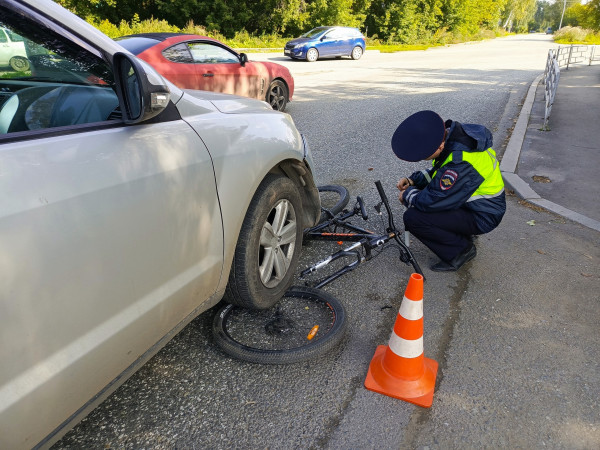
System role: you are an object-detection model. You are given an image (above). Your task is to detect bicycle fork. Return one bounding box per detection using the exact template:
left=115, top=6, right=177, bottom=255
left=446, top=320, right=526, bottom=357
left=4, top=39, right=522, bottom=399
left=300, top=236, right=391, bottom=289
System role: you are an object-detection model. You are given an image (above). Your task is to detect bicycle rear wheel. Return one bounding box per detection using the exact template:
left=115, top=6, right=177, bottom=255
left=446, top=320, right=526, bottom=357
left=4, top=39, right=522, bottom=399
left=212, top=286, right=347, bottom=364
left=317, top=185, right=350, bottom=222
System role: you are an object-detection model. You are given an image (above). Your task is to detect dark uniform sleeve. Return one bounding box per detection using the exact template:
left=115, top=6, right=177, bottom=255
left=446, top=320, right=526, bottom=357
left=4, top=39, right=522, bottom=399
left=402, top=161, right=484, bottom=211
left=408, top=168, right=434, bottom=189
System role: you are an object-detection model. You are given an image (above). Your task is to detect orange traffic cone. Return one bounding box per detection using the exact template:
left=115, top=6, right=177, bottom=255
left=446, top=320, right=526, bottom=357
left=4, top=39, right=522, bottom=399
left=364, top=273, right=438, bottom=407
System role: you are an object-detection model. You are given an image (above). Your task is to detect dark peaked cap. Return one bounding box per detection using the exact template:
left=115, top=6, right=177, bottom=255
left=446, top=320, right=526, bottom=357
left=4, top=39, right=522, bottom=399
left=391, top=110, right=445, bottom=162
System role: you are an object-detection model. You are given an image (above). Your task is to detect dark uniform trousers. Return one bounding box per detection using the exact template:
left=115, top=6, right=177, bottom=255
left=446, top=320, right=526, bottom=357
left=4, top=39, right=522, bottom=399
left=403, top=207, right=480, bottom=263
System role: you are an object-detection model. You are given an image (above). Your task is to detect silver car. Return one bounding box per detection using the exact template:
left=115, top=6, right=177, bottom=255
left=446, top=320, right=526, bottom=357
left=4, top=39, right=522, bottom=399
left=0, top=1, right=320, bottom=448
left=0, top=26, right=29, bottom=71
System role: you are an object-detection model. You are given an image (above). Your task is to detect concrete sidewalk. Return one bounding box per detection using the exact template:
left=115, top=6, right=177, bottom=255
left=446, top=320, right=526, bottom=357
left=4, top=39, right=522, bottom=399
left=405, top=63, right=600, bottom=448
left=501, top=63, right=600, bottom=231
left=405, top=64, right=600, bottom=449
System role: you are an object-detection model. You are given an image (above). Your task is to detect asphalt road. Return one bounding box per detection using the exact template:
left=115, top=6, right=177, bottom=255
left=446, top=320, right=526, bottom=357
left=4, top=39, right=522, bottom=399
left=55, top=34, right=600, bottom=449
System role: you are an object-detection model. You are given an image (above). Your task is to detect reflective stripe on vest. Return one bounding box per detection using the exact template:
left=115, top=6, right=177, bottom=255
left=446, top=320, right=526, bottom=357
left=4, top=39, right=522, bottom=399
left=432, top=148, right=504, bottom=201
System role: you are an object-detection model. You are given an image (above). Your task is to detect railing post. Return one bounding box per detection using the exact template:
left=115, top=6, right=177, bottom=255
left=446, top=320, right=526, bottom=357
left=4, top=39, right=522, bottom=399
left=543, top=58, right=560, bottom=131
left=567, top=44, right=574, bottom=69
left=544, top=49, right=552, bottom=83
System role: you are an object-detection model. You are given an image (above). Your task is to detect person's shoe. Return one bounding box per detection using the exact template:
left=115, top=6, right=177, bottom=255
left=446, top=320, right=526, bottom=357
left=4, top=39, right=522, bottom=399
left=430, top=243, right=477, bottom=272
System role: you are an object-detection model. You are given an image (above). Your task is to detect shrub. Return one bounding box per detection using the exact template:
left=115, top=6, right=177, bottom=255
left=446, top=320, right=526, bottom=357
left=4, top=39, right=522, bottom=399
left=87, top=15, right=180, bottom=39
left=554, top=26, right=600, bottom=44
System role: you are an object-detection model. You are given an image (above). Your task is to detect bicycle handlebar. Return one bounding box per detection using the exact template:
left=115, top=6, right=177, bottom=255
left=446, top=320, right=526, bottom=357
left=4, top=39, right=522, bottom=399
left=374, top=180, right=388, bottom=204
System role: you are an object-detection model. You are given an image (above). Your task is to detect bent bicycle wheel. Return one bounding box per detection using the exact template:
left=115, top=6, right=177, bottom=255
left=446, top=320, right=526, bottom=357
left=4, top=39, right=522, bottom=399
left=317, top=185, right=350, bottom=222
left=212, top=286, right=347, bottom=364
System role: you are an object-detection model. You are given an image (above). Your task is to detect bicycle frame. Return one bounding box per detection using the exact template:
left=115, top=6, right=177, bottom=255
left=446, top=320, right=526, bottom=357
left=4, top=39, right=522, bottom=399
left=301, top=181, right=423, bottom=288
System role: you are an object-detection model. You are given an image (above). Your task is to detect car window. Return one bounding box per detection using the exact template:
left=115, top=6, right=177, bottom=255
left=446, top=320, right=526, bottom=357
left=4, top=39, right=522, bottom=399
left=116, top=36, right=163, bottom=56
left=326, top=29, right=345, bottom=39
left=187, top=42, right=239, bottom=64
left=0, top=29, right=7, bottom=43
left=162, top=42, right=194, bottom=63
left=302, top=27, right=328, bottom=39
left=0, top=11, right=119, bottom=135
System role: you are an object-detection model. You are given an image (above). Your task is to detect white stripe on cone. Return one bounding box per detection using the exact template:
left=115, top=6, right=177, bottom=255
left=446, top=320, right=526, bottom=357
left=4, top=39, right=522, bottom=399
left=399, top=296, right=423, bottom=320
left=388, top=333, right=424, bottom=359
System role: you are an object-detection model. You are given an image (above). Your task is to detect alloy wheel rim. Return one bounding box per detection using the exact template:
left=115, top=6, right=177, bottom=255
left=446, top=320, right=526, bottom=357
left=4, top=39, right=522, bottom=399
left=258, top=199, right=297, bottom=288
left=268, top=85, right=285, bottom=110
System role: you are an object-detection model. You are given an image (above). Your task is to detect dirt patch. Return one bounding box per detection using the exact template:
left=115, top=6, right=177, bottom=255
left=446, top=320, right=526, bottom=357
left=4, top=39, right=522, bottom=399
left=532, top=175, right=551, bottom=183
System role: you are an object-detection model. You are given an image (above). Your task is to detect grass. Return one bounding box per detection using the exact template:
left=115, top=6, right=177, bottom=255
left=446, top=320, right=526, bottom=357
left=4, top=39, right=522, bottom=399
left=367, top=43, right=433, bottom=52
left=554, top=26, right=600, bottom=45
left=0, top=70, right=29, bottom=78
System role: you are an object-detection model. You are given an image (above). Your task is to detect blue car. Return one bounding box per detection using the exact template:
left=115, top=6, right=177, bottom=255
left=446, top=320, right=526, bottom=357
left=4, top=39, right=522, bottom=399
left=284, top=26, right=366, bottom=62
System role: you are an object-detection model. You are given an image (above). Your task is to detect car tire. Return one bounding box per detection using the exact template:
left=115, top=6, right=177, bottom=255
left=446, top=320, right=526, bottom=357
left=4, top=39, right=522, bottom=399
left=351, top=46, right=363, bottom=60
left=9, top=56, right=30, bottom=72
left=306, top=48, right=319, bottom=62
left=225, top=174, right=304, bottom=310
left=266, top=80, right=288, bottom=112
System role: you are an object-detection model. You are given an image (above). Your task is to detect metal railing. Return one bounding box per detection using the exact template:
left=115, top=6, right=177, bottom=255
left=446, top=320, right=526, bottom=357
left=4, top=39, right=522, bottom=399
left=590, top=45, right=600, bottom=65
left=546, top=44, right=599, bottom=71
left=542, top=44, right=598, bottom=129
left=543, top=52, right=560, bottom=130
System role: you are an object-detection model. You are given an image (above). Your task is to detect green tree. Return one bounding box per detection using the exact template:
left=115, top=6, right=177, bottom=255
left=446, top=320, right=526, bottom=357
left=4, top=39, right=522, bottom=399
left=500, top=0, right=537, bottom=32
left=588, top=0, right=600, bottom=30
left=366, top=0, right=444, bottom=42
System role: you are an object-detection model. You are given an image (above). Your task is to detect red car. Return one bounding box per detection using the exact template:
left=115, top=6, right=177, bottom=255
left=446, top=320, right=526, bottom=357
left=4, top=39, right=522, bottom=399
left=117, top=33, right=294, bottom=111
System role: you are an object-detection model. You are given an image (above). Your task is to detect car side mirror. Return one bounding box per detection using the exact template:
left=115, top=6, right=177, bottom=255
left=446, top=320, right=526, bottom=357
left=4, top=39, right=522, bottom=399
left=239, top=52, right=248, bottom=67
left=113, top=52, right=170, bottom=124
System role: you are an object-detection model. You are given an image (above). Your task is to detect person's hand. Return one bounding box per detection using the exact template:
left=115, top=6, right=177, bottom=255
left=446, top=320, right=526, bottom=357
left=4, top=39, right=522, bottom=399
left=398, top=189, right=405, bottom=203
left=397, top=177, right=412, bottom=191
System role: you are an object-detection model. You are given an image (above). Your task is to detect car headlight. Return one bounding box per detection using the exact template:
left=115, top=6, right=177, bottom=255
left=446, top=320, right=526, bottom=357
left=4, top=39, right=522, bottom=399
left=294, top=44, right=304, bottom=50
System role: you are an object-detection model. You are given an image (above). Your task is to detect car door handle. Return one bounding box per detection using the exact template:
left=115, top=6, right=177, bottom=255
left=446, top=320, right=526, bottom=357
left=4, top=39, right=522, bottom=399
left=203, top=73, right=214, bottom=77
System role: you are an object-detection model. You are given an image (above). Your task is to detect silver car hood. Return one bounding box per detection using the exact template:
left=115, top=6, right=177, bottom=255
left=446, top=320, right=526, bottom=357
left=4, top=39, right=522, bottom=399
left=182, top=89, right=272, bottom=114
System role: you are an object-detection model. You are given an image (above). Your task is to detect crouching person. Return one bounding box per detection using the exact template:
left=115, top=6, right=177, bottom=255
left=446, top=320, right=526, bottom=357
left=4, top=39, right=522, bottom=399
left=393, top=110, right=506, bottom=272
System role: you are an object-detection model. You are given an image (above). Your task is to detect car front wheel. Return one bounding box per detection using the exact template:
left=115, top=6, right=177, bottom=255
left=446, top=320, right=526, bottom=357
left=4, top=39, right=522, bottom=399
left=225, top=174, right=303, bottom=310
left=351, top=46, right=363, bottom=60
left=266, top=80, right=288, bottom=111
left=306, top=48, right=319, bottom=62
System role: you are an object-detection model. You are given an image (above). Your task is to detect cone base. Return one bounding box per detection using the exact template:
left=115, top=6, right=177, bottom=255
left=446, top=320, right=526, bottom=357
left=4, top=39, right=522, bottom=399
left=364, top=345, right=438, bottom=408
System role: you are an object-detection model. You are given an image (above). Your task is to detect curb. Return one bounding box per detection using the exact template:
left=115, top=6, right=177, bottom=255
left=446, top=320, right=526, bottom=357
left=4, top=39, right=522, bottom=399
left=500, top=74, right=600, bottom=233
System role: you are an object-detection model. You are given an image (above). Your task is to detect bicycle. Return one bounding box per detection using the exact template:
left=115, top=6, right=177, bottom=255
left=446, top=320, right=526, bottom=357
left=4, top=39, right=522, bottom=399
left=211, top=181, right=421, bottom=365
left=300, top=180, right=424, bottom=288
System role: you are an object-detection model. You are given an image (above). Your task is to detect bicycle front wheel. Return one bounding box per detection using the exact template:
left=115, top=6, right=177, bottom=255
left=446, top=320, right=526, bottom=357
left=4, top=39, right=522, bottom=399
left=317, top=185, right=350, bottom=222
left=212, top=286, right=347, bottom=364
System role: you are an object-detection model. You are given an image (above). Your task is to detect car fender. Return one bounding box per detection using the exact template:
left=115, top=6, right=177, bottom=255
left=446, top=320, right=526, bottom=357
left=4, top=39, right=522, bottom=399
left=175, top=91, right=319, bottom=293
